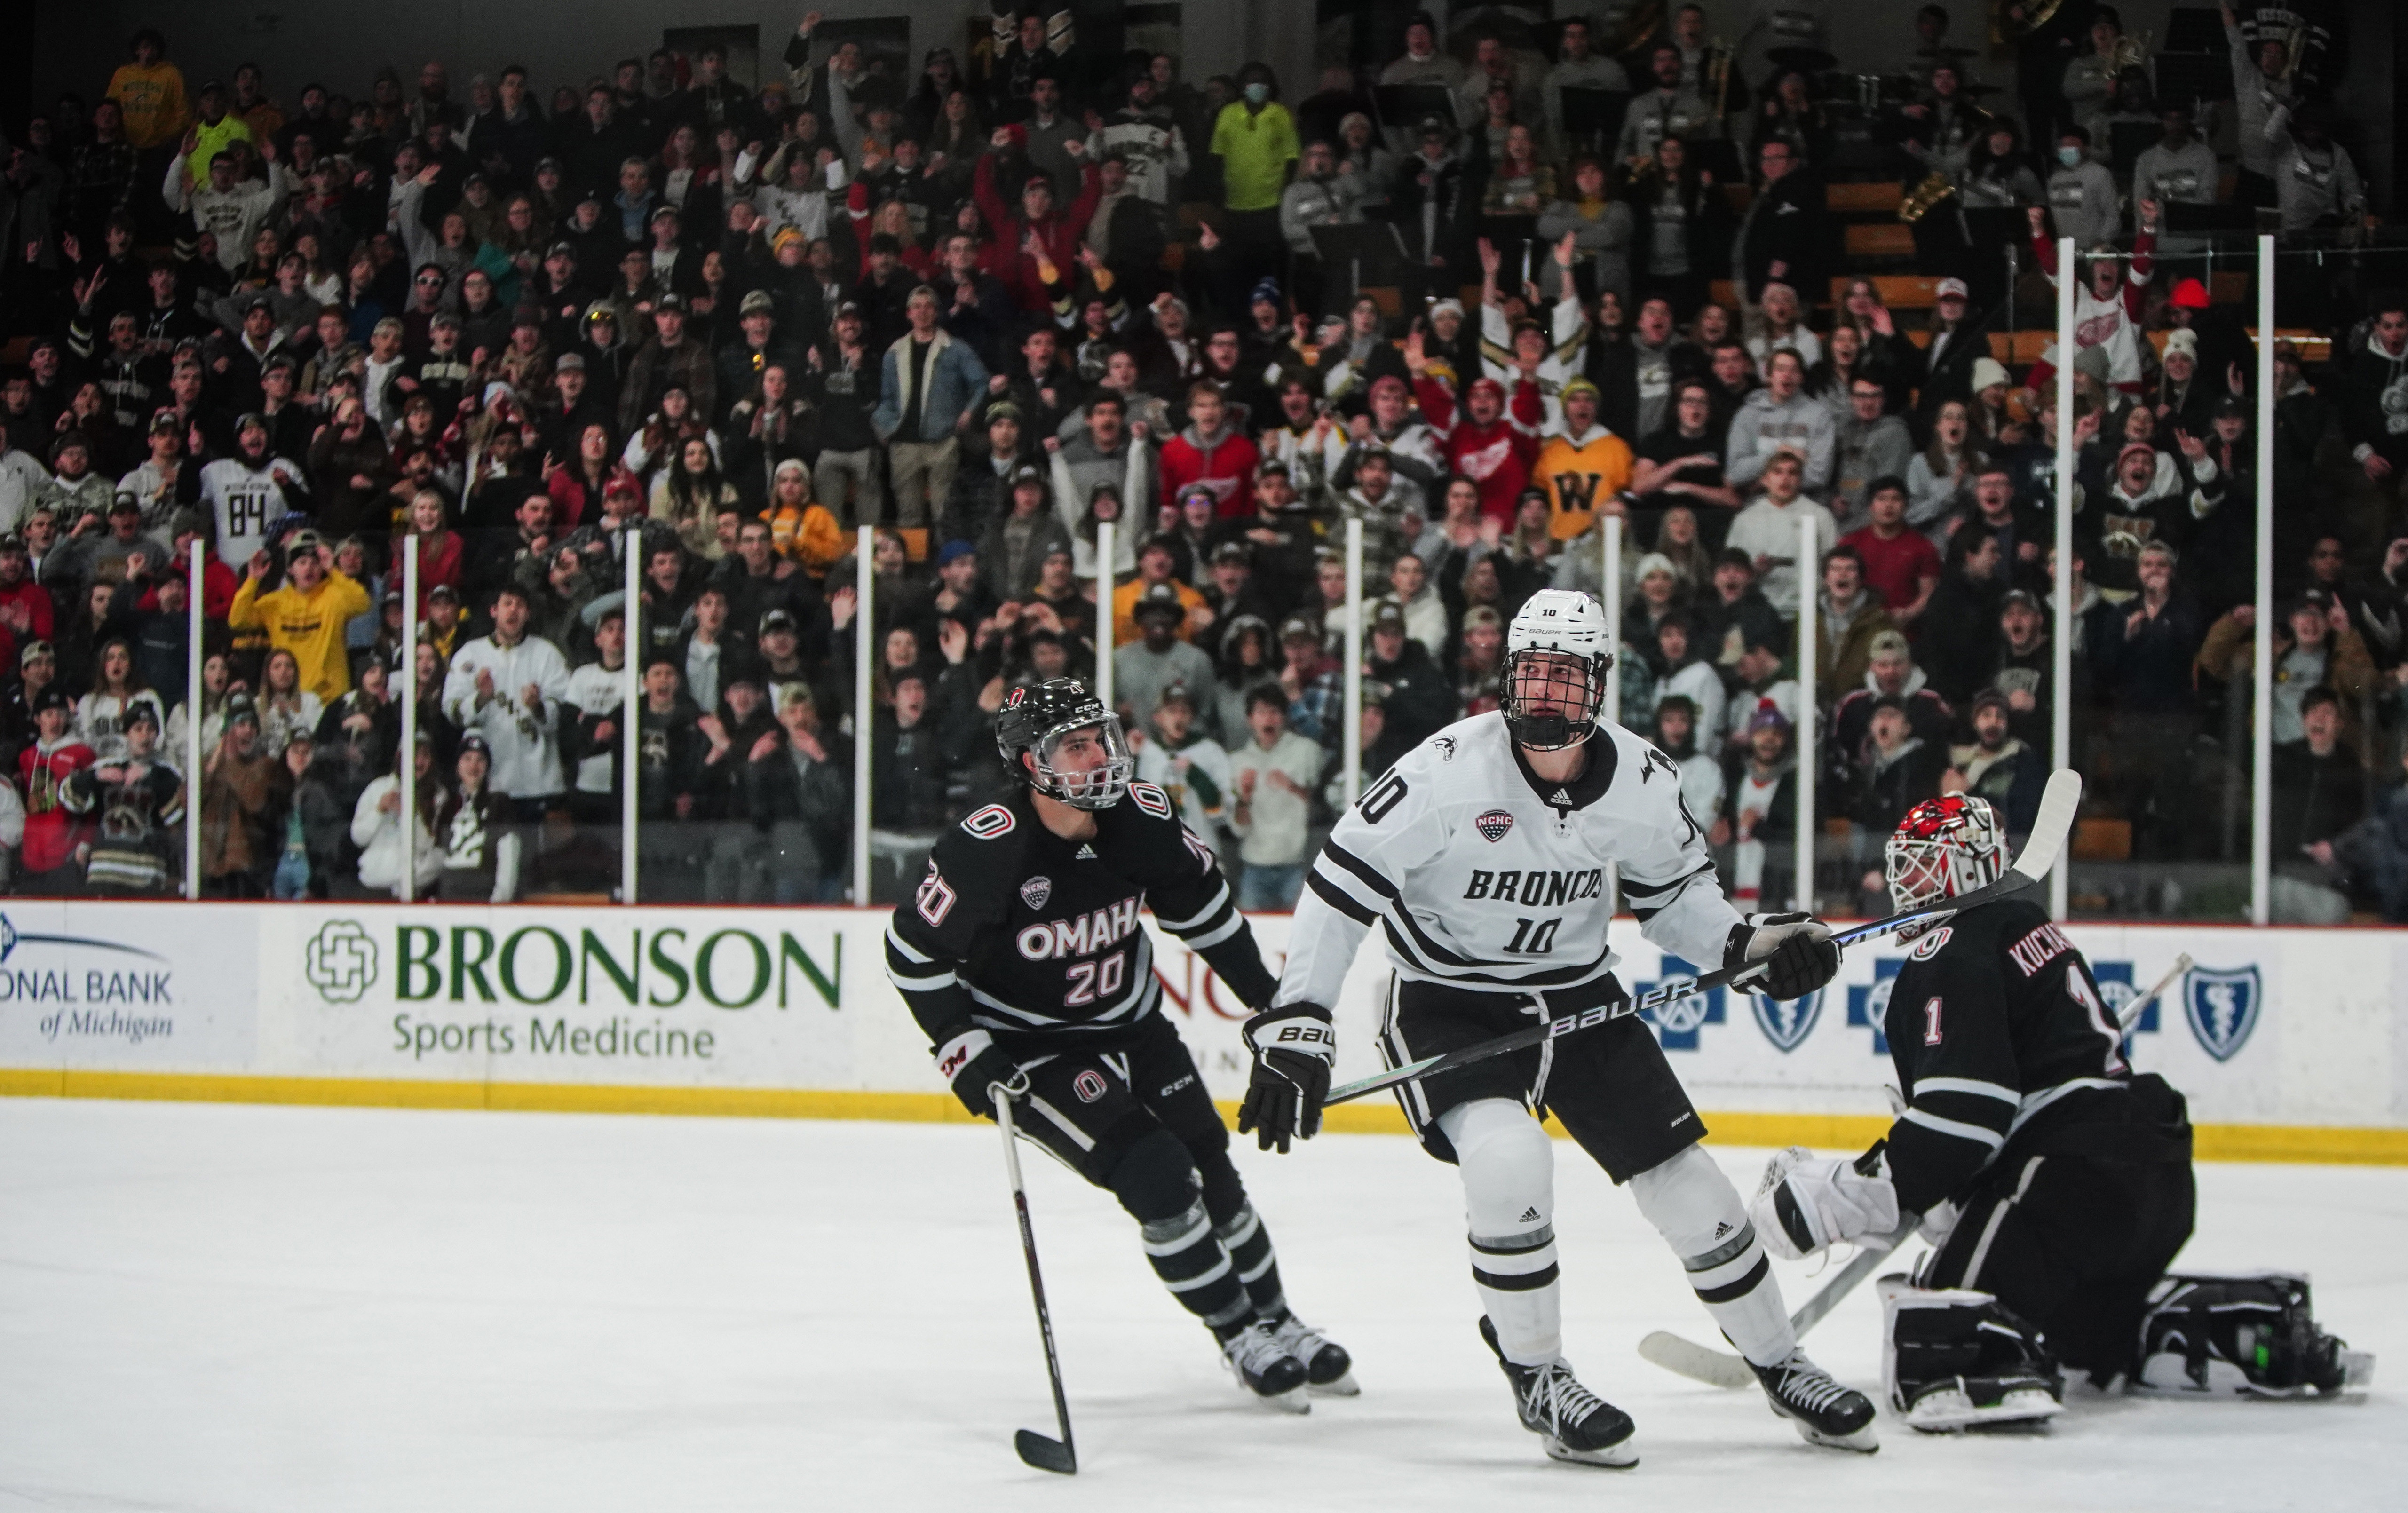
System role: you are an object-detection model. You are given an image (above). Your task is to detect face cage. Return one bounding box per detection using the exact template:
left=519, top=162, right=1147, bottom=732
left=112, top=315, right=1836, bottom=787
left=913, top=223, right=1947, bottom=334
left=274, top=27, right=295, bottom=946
left=1884, top=827, right=2006, bottom=915
left=1028, top=719, right=1135, bottom=810
left=1500, top=648, right=1610, bottom=752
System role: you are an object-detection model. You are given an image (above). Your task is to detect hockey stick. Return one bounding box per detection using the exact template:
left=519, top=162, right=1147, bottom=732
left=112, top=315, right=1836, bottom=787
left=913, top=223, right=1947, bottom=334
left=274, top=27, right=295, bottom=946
left=1640, top=1223, right=1921, bottom=1389
left=1637, top=949, right=2194, bottom=1389
left=2121, top=954, right=2193, bottom=1032
left=992, top=1086, right=1077, bottom=1474
left=1325, top=770, right=2085, bottom=1109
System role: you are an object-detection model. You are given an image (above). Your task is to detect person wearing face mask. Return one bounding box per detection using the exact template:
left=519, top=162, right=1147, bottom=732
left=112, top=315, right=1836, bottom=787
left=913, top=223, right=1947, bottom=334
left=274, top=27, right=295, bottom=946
left=1209, top=63, right=1299, bottom=304
left=2041, top=125, right=2121, bottom=248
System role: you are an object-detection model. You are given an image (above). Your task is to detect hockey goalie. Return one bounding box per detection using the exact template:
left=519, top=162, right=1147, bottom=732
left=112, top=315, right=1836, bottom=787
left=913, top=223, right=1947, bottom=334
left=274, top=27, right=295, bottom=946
left=1749, top=795, right=2374, bottom=1433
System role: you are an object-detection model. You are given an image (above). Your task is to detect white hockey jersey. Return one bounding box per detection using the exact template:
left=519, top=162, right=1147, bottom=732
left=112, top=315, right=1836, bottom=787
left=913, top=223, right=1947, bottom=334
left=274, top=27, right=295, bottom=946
left=1275, top=711, right=1743, bottom=1010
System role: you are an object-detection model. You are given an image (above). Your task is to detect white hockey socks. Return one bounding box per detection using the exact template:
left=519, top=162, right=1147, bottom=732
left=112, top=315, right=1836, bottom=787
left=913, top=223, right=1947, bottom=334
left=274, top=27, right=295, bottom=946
left=1632, top=1144, right=1795, bottom=1368
left=1442, top=1099, right=1562, bottom=1366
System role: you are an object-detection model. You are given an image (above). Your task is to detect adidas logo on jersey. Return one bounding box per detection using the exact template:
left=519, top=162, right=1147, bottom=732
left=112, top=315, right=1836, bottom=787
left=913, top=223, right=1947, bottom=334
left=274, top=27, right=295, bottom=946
left=1520, top=1207, right=1542, bottom=1223
left=1075, top=844, right=1097, bottom=859
left=1714, top=1221, right=1733, bottom=1240
left=1550, top=788, right=1572, bottom=806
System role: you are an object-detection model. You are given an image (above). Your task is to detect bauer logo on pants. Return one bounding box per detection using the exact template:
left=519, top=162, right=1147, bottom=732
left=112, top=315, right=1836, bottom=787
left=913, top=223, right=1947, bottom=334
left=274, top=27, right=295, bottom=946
left=1072, top=1069, right=1109, bottom=1103
left=2184, top=966, right=2262, bottom=1062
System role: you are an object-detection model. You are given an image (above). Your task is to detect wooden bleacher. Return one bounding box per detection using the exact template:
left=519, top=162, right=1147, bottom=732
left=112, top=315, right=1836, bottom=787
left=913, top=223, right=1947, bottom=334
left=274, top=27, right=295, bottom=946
left=1826, top=182, right=1903, bottom=216
left=1842, top=223, right=1917, bottom=261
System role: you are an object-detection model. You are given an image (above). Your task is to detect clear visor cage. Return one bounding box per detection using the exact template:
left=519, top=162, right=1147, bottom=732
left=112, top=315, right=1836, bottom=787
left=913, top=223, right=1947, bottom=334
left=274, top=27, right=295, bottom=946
left=1501, top=648, right=1609, bottom=751
left=1030, top=718, right=1136, bottom=810
left=1884, top=810, right=2007, bottom=913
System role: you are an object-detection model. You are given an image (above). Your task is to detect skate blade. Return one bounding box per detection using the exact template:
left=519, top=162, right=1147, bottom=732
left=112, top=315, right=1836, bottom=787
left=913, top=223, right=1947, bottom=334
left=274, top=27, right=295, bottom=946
left=1308, top=1369, right=1361, bottom=1397
left=1253, top=1383, right=1311, bottom=1415
left=1789, top=1417, right=1880, bottom=1453
left=1542, top=1434, right=1639, bottom=1468
left=1901, top=1386, right=2064, bottom=1434
left=2341, top=1350, right=2377, bottom=1391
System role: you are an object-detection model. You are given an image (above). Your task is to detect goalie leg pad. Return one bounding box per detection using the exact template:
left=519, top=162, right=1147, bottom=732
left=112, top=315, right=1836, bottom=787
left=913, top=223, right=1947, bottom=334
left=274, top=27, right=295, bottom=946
left=2137, top=1272, right=2375, bottom=1398
left=1442, top=1098, right=1562, bottom=1367
left=1883, top=1285, right=2066, bottom=1432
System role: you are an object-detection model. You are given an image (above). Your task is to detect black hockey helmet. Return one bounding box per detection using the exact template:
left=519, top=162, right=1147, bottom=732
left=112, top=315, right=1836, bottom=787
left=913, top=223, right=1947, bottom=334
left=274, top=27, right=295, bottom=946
left=994, top=676, right=1134, bottom=810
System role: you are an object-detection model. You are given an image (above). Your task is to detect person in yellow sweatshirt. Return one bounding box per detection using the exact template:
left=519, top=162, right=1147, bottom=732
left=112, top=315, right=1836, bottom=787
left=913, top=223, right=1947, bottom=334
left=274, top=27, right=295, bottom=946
left=106, top=29, right=190, bottom=151
left=228, top=530, right=372, bottom=702
left=1529, top=377, right=1633, bottom=541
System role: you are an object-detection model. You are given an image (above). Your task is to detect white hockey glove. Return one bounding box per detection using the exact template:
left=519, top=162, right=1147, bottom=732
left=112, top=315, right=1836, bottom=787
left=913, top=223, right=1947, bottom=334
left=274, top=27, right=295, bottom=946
left=1237, top=1003, right=1335, bottom=1154
left=1917, top=1199, right=1963, bottom=1250
left=1749, top=1145, right=1901, bottom=1260
left=1724, top=912, right=1841, bottom=998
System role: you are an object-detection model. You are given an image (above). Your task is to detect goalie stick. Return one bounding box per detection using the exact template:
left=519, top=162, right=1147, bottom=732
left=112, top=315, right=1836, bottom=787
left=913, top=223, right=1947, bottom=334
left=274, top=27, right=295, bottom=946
left=1636, top=950, right=2196, bottom=1389
left=992, top=1087, right=1077, bottom=1474
left=1325, top=770, right=2085, bottom=1109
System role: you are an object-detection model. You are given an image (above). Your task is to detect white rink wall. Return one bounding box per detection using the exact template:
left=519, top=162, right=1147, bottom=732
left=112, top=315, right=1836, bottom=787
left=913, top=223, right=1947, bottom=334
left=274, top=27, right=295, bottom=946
left=1, top=903, right=2404, bottom=1155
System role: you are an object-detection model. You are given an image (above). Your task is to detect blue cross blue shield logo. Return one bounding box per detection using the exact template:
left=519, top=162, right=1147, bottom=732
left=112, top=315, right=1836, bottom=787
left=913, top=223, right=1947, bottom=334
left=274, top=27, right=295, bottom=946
left=2185, top=966, right=2262, bottom=1062
left=1846, top=958, right=1906, bottom=1055
left=1637, top=955, right=1725, bottom=1051
left=1753, top=988, right=1823, bottom=1053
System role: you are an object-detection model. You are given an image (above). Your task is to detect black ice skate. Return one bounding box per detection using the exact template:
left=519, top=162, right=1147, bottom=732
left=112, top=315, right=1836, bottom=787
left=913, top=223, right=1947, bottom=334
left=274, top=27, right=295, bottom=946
left=1222, top=1319, right=1310, bottom=1412
left=1271, top=1313, right=1358, bottom=1395
left=1752, top=1348, right=1880, bottom=1452
left=1480, top=1316, right=1638, bottom=1467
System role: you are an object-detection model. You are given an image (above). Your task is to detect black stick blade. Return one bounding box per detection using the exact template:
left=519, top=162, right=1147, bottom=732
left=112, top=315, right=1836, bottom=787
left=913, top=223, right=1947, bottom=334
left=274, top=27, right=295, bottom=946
left=1015, top=1430, right=1076, bottom=1474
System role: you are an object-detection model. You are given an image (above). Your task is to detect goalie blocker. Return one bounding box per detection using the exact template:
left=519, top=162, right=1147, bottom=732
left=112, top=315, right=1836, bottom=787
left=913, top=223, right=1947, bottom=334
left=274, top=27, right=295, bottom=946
left=1749, top=796, right=2371, bottom=1426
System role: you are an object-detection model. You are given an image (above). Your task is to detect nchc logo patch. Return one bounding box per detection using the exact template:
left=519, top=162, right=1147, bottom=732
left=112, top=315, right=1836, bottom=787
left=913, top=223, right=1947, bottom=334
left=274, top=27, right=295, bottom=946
left=1475, top=809, right=1515, bottom=842
left=1019, top=876, right=1053, bottom=911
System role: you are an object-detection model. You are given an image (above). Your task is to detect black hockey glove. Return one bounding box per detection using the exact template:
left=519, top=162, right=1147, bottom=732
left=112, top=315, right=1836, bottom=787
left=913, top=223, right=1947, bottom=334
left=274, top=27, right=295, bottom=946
left=1237, top=1004, right=1335, bottom=1154
left=933, top=1028, right=1026, bottom=1121
left=1725, top=911, right=1841, bottom=999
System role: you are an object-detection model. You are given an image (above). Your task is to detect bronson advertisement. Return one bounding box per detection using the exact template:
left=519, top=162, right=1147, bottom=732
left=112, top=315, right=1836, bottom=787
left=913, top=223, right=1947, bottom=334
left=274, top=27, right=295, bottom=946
left=0, top=903, right=2402, bottom=1137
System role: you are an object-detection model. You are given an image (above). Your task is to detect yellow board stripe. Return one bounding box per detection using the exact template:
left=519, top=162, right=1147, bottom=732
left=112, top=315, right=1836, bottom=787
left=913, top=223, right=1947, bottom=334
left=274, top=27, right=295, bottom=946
left=5, top=1069, right=2407, bottom=1166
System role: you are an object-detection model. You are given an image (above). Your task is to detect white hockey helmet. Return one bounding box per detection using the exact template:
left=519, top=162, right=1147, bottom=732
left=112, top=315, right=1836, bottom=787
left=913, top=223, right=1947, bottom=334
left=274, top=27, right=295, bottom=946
left=1884, top=795, right=2008, bottom=915
left=1501, top=589, right=1614, bottom=751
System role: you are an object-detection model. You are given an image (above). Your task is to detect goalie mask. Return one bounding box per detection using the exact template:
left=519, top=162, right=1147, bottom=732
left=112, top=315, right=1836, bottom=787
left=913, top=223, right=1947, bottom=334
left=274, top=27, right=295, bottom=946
left=1885, top=795, right=2008, bottom=914
left=1500, top=589, right=1614, bottom=752
left=994, top=677, right=1134, bottom=810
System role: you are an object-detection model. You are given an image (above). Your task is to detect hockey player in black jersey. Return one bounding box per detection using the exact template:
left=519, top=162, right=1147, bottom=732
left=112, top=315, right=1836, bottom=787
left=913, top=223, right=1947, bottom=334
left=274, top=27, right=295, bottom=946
left=1753, top=795, right=2369, bottom=1430
left=885, top=678, right=1354, bottom=1411
left=1240, top=590, right=1875, bottom=1465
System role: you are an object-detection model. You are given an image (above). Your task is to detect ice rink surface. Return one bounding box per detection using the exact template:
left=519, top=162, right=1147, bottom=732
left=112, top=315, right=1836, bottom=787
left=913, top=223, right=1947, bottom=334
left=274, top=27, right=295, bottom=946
left=0, top=1099, right=2397, bottom=1513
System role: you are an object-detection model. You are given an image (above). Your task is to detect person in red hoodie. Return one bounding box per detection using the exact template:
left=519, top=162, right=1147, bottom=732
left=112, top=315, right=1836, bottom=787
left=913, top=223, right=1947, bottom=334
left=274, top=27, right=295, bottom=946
left=1156, top=380, right=1262, bottom=521
left=0, top=532, right=54, bottom=645
left=972, top=126, right=1102, bottom=314
left=18, top=686, right=96, bottom=895
left=1426, top=375, right=1543, bottom=527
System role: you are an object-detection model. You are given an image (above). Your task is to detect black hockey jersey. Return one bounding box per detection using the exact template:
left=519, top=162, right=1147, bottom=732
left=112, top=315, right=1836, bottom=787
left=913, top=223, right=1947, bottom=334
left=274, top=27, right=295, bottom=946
left=884, top=781, right=1277, bottom=1047
left=1879, top=898, right=2140, bottom=1213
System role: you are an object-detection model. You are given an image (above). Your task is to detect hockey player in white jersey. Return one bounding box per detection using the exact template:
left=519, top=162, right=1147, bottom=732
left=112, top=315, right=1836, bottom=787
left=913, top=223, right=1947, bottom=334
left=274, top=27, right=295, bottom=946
left=1237, top=588, right=1875, bottom=1465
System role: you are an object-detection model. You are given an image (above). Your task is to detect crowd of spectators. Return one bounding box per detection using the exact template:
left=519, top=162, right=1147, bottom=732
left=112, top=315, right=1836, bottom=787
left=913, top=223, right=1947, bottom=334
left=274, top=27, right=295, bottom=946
left=0, top=5, right=2401, bottom=920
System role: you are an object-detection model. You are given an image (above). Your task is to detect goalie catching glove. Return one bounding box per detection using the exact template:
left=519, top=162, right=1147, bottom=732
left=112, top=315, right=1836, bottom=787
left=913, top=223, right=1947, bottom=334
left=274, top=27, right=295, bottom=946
left=1750, top=1144, right=1901, bottom=1260
left=1724, top=912, right=1841, bottom=998
left=933, top=1028, right=1026, bottom=1120
left=1237, top=1004, right=1335, bottom=1153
